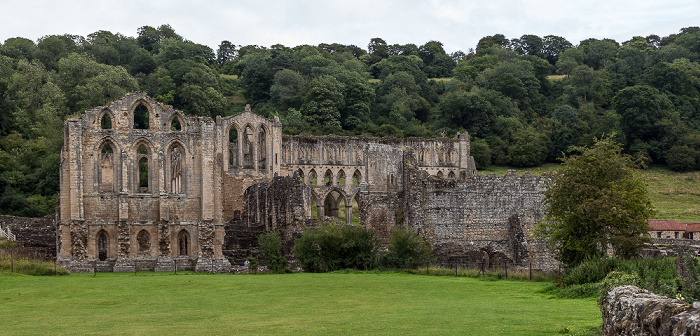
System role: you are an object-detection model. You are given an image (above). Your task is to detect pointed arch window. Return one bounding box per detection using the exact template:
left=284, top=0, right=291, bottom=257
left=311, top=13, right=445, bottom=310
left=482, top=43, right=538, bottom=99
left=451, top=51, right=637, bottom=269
left=97, top=231, right=108, bottom=261
left=133, top=103, right=149, bottom=129
left=137, top=144, right=149, bottom=192
left=170, top=145, right=183, bottom=194
left=100, top=144, right=114, bottom=192
left=170, top=116, right=182, bottom=131
left=178, top=230, right=189, bottom=256
left=258, top=128, right=267, bottom=171
left=229, top=126, right=238, bottom=168
left=100, top=113, right=112, bottom=129
left=243, top=125, right=254, bottom=169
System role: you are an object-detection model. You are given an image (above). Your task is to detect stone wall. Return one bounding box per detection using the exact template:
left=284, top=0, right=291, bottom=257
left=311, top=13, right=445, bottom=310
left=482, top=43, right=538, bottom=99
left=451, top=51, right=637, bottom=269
left=602, top=285, right=700, bottom=335
left=404, top=158, right=557, bottom=271
left=0, top=215, right=56, bottom=260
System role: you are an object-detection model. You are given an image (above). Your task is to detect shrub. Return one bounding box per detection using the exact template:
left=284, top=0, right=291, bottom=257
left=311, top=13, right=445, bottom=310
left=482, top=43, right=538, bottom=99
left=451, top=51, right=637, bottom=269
left=381, top=227, right=433, bottom=269
left=292, top=221, right=379, bottom=272
left=598, top=271, right=638, bottom=305
left=246, top=256, right=258, bottom=274
left=257, top=231, right=287, bottom=273
left=0, top=257, right=70, bottom=276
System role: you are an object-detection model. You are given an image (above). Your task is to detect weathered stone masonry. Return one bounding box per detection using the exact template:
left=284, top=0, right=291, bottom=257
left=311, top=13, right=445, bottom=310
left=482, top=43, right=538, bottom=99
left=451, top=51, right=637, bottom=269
left=58, top=92, right=556, bottom=272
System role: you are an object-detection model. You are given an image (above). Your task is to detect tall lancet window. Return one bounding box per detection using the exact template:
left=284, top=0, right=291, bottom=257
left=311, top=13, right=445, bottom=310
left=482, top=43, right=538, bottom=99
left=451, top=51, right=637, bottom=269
left=171, top=146, right=183, bottom=194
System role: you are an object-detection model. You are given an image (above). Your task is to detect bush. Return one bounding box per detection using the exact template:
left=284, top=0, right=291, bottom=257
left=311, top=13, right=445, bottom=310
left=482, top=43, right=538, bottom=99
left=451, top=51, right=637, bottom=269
left=599, top=271, right=638, bottom=305
left=382, top=227, right=433, bottom=269
left=257, top=231, right=287, bottom=273
left=292, top=221, right=379, bottom=272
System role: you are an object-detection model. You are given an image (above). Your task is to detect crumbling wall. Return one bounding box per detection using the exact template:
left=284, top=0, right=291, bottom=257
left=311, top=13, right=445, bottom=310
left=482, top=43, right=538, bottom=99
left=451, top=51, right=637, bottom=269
left=0, top=215, right=56, bottom=260
left=404, top=158, right=557, bottom=270
left=602, top=285, right=700, bottom=335
left=223, top=175, right=308, bottom=265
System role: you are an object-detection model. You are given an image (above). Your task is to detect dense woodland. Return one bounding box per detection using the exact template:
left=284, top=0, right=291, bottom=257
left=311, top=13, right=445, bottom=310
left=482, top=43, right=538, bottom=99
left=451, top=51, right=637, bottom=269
left=1, top=24, right=700, bottom=217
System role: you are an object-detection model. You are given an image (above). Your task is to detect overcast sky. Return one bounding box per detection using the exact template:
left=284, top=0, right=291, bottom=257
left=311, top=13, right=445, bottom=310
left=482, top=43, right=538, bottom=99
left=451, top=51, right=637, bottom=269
left=1, top=0, right=699, bottom=53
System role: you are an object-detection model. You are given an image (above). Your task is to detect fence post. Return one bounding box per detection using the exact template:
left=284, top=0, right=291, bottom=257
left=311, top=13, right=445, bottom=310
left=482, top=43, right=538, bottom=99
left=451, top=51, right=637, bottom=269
left=54, top=259, right=57, bottom=276
left=529, top=262, right=532, bottom=281
left=174, top=258, right=177, bottom=275
left=504, top=261, right=507, bottom=279
left=11, top=247, right=14, bottom=273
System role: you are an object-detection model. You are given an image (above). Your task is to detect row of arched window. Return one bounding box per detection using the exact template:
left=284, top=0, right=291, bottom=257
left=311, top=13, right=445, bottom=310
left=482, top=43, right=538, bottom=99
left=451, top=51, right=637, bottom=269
left=98, top=139, right=185, bottom=194
left=96, top=229, right=190, bottom=261
left=98, top=102, right=184, bottom=132
left=297, top=168, right=362, bottom=187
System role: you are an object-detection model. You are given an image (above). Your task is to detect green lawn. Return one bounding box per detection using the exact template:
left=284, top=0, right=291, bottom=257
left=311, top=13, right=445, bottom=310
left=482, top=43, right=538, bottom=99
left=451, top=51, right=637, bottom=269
left=479, top=164, right=700, bottom=222
left=0, top=272, right=599, bottom=335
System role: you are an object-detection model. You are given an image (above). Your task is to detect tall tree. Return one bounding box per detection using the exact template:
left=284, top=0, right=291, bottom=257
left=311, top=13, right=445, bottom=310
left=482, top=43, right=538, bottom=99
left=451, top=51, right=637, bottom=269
left=536, top=136, right=655, bottom=266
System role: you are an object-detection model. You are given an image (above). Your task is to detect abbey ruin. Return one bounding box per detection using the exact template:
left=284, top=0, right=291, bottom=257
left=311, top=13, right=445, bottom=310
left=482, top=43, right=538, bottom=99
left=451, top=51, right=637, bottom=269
left=57, top=92, right=556, bottom=272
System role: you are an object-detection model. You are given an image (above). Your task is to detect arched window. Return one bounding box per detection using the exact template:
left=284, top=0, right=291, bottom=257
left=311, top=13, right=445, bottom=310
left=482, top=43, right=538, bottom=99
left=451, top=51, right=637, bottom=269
left=311, top=197, right=318, bottom=218
left=437, top=171, right=444, bottom=178
left=448, top=171, right=456, bottom=179
left=337, top=170, right=345, bottom=186
left=229, top=126, right=238, bottom=168
left=297, top=169, right=305, bottom=183
left=353, top=170, right=362, bottom=186
left=258, top=128, right=267, bottom=171
left=100, top=144, right=114, bottom=192
left=324, top=170, right=333, bottom=186
left=309, top=170, right=317, bottom=186
left=170, top=116, right=182, bottom=131
left=243, top=125, right=254, bottom=169
left=170, top=145, right=183, bottom=194
left=351, top=195, right=360, bottom=225
left=178, top=230, right=189, bottom=256
left=137, top=144, right=149, bottom=192
left=97, top=231, right=108, bottom=261
left=100, top=113, right=112, bottom=129
left=133, top=103, right=149, bottom=129
left=137, top=230, right=151, bottom=254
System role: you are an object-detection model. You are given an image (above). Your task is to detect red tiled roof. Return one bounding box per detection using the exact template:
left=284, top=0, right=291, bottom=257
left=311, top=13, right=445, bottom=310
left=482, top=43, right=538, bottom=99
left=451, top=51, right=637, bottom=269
left=686, top=223, right=700, bottom=233
left=647, top=220, right=686, bottom=231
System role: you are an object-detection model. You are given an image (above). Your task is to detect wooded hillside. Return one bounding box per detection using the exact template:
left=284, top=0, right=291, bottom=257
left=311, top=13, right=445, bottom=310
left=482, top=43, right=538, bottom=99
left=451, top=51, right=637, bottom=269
left=1, top=24, right=699, bottom=216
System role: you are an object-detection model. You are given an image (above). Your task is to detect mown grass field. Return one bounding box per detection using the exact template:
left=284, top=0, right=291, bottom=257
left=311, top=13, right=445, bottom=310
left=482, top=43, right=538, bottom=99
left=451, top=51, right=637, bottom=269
left=479, top=164, right=700, bottom=222
left=0, top=271, right=599, bottom=335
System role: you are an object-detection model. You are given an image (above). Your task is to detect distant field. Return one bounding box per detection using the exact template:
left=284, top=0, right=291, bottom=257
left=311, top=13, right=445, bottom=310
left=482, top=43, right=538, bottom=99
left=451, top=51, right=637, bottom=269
left=479, top=165, right=700, bottom=222
left=546, top=75, right=567, bottom=81
left=0, top=272, right=599, bottom=335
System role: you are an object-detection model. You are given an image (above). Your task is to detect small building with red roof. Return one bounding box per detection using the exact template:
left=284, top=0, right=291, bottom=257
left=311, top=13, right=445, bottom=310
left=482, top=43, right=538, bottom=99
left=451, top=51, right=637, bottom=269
left=647, top=220, right=687, bottom=240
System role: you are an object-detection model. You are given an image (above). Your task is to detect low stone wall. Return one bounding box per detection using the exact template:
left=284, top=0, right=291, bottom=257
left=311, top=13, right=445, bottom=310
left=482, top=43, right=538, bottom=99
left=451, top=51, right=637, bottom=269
left=602, top=285, right=700, bottom=335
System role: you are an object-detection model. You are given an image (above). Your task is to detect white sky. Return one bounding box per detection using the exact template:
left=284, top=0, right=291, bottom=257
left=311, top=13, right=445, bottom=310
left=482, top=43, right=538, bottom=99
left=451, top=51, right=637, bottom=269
left=1, top=0, right=699, bottom=53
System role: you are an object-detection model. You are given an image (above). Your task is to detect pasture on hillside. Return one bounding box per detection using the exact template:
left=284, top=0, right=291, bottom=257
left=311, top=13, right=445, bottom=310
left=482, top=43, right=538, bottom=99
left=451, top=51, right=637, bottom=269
left=0, top=272, right=600, bottom=335
left=479, top=164, right=700, bottom=222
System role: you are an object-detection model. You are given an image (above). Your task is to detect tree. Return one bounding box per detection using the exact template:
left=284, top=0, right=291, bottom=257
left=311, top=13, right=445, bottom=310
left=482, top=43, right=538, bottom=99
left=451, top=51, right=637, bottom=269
left=382, top=227, right=433, bottom=269
left=536, top=136, right=655, bottom=266
left=257, top=230, right=287, bottom=273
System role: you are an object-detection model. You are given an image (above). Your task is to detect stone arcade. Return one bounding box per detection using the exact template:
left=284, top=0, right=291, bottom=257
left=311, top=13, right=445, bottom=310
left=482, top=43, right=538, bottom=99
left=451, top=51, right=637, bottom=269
left=58, top=92, right=556, bottom=272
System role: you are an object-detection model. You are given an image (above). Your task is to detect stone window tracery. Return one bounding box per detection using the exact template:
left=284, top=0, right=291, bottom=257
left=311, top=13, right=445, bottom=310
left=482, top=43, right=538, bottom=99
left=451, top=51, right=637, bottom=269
left=100, top=112, right=112, bottom=129
left=258, top=128, right=267, bottom=171
left=178, top=230, right=189, bottom=256
left=100, top=143, right=115, bottom=192
left=97, top=231, right=108, bottom=261
left=170, top=145, right=183, bottom=194
left=133, top=103, right=149, bottom=129
left=136, top=144, right=149, bottom=193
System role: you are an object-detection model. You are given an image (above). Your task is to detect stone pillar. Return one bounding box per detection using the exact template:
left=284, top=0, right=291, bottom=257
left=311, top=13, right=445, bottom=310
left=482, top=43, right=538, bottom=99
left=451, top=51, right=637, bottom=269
left=345, top=205, right=352, bottom=224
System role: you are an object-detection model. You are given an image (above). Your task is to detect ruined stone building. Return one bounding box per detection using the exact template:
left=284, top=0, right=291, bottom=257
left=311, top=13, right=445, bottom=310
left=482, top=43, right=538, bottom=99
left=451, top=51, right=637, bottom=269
left=58, top=92, right=556, bottom=272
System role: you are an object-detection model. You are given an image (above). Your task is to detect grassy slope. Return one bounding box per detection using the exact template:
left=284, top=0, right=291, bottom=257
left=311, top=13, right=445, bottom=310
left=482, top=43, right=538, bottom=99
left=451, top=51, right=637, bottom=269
left=0, top=272, right=599, bottom=335
left=478, top=164, right=700, bottom=222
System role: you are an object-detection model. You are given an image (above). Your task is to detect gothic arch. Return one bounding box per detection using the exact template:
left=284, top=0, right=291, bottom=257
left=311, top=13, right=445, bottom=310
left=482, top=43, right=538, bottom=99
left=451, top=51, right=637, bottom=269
left=352, top=169, right=362, bottom=186
left=177, top=229, right=190, bottom=256
left=131, top=100, right=152, bottom=130
left=448, top=171, right=456, bottom=179
left=165, top=140, right=187, bottom=194
left=96, top=230, right=109, bottom=261
left=94, top=137, right=120, bottom=193
left=227, top=124, right=240, bottom=170
left=297, top=168, right=305, bottom=183
left=336, top=169, right=346, bottom=186
left=137, top=229, right=151, bottom=255
left=242, top=124, right=255, bottom=169
left=168, top=114, right=184, bottom=132
left=99, top=109, right=114, bottom=129
left=324, top=169, right=333, bottom=186
left=132, top=138, right=155, bottom=193
left=257, top=125, right=268, bottom=172
left=436, top=171, right=444, bottom=178
left=323, top=188, right=347, bottom=218
left=308, top=169, right=318, bottom=186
